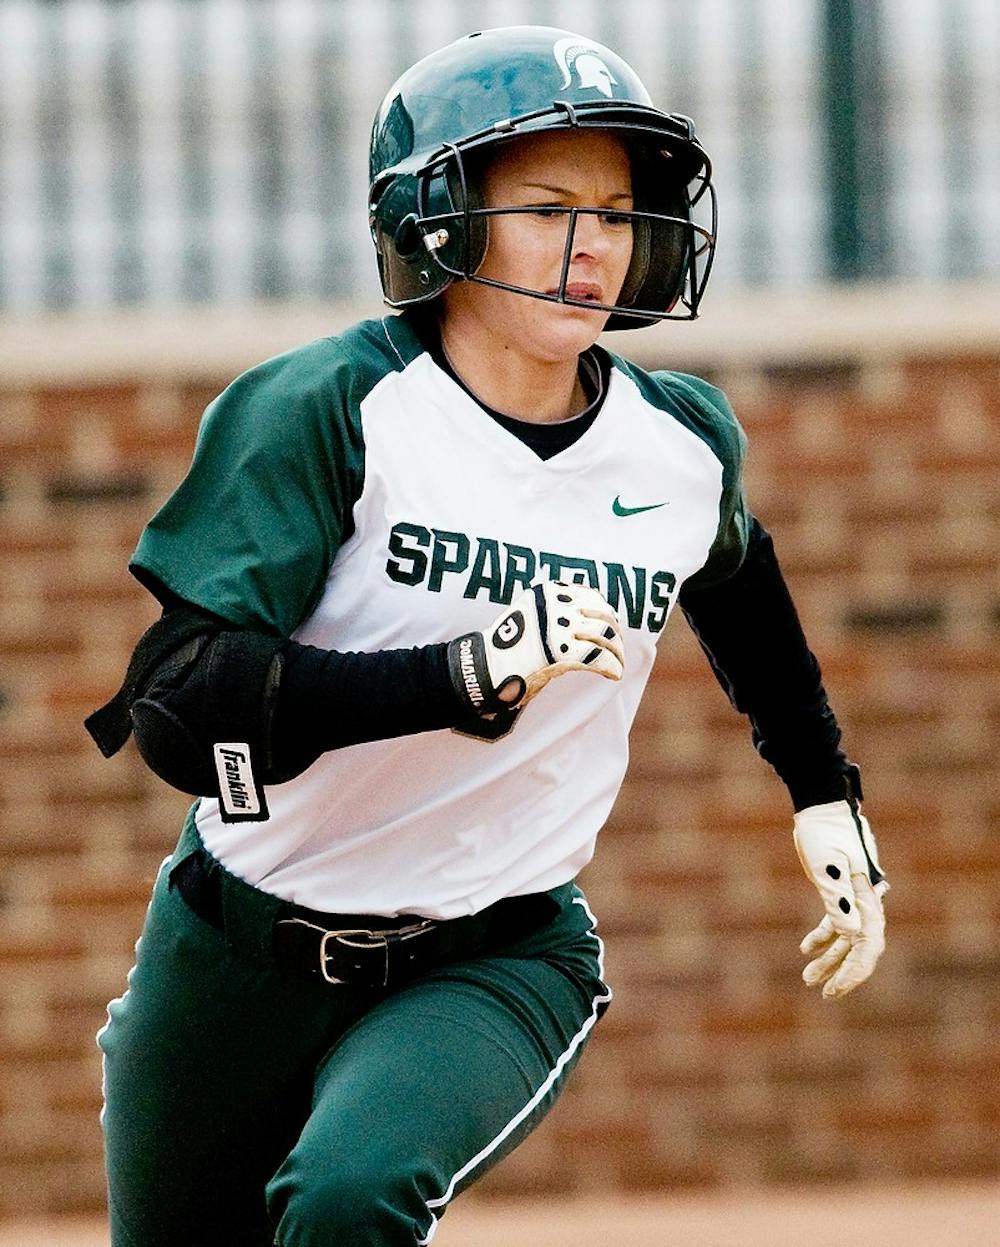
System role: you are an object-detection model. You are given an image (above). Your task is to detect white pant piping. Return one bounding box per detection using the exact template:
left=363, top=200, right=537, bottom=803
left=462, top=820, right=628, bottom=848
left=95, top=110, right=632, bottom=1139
left=415, top=895, right=612, bottom=1245
left=95, top=855, right=172, bottom=1127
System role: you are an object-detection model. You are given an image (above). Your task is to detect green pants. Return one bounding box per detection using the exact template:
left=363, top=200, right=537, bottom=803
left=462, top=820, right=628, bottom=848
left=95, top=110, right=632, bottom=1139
left=98, top=819, right=611, bottom=1246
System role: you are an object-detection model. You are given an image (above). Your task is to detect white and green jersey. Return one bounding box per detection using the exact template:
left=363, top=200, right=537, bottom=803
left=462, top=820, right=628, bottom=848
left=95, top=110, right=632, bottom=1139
left=133, top=314, right=748, bottom=918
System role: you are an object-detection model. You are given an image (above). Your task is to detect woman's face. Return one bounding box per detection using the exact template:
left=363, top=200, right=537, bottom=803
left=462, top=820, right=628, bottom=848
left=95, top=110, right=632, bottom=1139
left=440, top=129, right=634, bottom=362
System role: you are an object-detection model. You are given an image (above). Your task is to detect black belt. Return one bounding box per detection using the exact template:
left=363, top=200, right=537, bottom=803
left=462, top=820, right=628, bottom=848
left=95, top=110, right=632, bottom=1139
left=172, top=849, right=558, bottom=990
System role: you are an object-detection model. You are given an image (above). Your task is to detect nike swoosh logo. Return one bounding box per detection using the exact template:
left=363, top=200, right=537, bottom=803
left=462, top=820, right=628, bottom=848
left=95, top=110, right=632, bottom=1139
left=612, top=496, right=668, bottom=517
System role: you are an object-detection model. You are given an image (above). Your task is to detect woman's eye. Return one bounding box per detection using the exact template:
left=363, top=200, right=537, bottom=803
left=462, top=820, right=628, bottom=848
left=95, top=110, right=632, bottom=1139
left=601, top=212, right=632, bottom=227
left=530, top=206, right=564, bottom=219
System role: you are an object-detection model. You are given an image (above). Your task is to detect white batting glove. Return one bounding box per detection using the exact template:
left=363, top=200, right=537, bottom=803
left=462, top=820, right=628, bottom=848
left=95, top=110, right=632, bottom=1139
left=448, top=581, right=624, bottom=717
left=793, top=799, right=888, bottom=999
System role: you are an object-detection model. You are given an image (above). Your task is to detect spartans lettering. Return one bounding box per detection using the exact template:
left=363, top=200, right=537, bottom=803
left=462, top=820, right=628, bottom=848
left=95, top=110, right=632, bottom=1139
left=385, top=520, right=676, bottom=633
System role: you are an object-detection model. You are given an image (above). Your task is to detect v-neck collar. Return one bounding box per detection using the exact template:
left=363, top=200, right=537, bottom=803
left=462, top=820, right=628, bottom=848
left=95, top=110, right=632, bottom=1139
left=398, top=310, right=613, bottom=466
left=482, top=351, right=606, bottom=459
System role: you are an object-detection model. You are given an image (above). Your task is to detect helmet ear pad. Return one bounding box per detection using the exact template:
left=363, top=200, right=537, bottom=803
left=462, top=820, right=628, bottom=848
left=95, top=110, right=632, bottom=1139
left=421, top=159, right=489, bottom=281
left=371, top=158, right=491, bottom=306
left=616, top=152, right=691, bottom=318
left=371, top=174, right=450, bottom=304
left=616, top=215, right=651, bottom=307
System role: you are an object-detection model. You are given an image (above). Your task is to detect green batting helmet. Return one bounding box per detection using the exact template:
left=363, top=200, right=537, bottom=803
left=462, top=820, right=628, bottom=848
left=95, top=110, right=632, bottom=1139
left=368, top=25, right=717, bottom=329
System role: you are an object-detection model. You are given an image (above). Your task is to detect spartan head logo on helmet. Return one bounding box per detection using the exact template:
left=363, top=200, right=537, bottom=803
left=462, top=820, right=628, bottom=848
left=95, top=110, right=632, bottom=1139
left=553, top=36, right=619, bottom=98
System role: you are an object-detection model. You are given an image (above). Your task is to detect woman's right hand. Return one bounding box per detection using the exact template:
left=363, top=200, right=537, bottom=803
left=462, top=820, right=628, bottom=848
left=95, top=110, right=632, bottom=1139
left=447, top=580, right=624, bottom=718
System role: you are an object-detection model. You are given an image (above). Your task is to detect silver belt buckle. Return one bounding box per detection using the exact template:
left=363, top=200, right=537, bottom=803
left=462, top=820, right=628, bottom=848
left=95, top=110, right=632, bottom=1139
left=331, top=921, right=437, bottom=987
left=314, top=926, right=382, bottom=986
left=279, top=916, right=437, bottom=988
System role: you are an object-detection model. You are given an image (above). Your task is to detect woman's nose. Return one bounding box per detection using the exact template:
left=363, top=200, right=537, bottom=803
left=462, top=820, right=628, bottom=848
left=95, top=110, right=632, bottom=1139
left=571, top=212, right=612, bottom=257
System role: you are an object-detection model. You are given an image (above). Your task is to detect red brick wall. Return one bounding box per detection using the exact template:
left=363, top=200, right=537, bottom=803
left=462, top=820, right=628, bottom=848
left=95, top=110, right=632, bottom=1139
left=1, top=331, right=997, bottom=1214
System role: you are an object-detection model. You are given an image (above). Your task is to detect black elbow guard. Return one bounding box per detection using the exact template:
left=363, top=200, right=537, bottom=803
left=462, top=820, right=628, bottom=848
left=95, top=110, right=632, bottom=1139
left=130, top=628, right=286, bottom=822
left=85, top=610, right=291, bottom=823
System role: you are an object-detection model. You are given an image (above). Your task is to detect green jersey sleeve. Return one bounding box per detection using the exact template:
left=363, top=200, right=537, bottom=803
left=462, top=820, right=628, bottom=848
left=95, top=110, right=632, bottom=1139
left=131, top=336, right=367, bottom=637
left=609, top=356, right=750, bottom=590
left=664, top=372, right=750, bottom=590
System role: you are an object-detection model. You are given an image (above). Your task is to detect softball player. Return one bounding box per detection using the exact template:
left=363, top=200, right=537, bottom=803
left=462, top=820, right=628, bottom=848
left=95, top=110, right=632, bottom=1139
left=88, top=26, right=887, bottom=1247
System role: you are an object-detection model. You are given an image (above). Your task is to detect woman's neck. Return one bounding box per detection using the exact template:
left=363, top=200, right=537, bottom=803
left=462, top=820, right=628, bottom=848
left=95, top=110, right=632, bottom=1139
left=439, top=319, right=586, bottom=424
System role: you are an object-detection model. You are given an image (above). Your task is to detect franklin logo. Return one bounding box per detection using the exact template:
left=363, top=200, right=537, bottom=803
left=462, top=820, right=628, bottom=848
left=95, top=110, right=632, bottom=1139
left=213, top=743, right=262, bottom=817
left=553, top=37, right=618, bottom=98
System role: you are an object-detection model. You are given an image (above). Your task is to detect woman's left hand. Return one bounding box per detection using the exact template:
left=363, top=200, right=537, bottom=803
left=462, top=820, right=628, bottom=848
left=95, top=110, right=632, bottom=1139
left=793, top=800, right=888, bottom=999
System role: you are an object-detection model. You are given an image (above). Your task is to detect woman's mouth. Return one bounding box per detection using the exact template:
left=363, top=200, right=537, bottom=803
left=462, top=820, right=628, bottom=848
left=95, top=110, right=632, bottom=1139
left=549, top=282, right=604, bottom=304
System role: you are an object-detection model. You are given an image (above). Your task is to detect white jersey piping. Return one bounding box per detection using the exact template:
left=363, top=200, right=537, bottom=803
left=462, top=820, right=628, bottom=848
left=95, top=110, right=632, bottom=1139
left=381, top=315, right=409, bottom=369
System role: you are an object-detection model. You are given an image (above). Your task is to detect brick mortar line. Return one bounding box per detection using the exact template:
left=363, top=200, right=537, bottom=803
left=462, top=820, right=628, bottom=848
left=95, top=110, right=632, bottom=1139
left=1, top=285, right=999, bottom=387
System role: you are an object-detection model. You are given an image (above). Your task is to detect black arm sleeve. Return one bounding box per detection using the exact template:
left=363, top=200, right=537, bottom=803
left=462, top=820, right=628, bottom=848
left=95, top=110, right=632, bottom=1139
left=144, top=587, right=467, bottom=769
left=679, top=516, right=854, bottom=811
left=124, top=584, right=467, bottom=760
left=270, top=638, right=463, bottom=775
